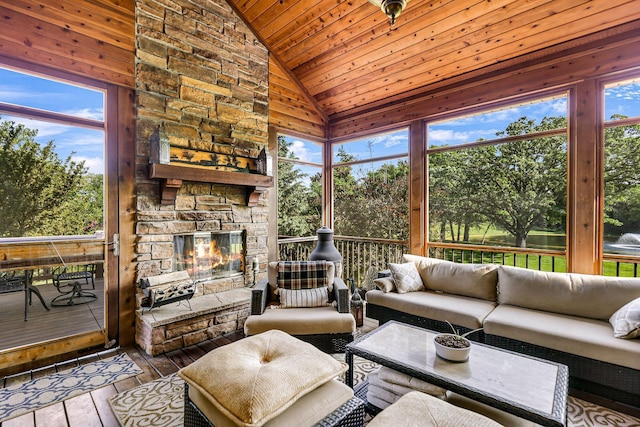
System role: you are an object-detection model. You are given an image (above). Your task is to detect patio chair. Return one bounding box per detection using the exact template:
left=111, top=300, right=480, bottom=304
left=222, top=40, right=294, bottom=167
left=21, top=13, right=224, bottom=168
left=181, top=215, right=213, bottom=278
left=0, top=270, right=50, bottom=321
left=51, top=264, right=97, bottom=306
left=244, top=260, right=356, bottom=353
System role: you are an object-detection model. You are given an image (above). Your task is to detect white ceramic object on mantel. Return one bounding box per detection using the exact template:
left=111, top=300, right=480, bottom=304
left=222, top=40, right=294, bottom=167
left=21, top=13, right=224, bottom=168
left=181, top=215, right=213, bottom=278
left=434, top=333, right=471, bottom=362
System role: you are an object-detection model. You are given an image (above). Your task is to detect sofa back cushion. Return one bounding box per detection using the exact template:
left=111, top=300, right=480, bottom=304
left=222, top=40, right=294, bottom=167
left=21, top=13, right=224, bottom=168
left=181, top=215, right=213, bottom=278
left=403, top=254, right=498, bottom=301
left=497, top=265, right=640, bottom=320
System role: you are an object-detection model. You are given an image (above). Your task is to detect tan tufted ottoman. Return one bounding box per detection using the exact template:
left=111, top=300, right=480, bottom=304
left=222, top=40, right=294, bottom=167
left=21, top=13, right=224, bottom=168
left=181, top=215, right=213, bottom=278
left=367, top=391, right=503, bottom=427
left=179, top=330, right=364, bottom=427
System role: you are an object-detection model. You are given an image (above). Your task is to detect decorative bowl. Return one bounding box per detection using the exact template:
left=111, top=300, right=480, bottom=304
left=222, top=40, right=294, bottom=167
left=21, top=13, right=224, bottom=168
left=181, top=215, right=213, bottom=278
left=434, top=333, right=471, bottom=362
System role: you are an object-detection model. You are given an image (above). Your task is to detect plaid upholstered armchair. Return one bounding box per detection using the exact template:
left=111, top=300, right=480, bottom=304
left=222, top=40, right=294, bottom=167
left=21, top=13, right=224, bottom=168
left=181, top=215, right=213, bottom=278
left=243, top=260, right=356, bottom=353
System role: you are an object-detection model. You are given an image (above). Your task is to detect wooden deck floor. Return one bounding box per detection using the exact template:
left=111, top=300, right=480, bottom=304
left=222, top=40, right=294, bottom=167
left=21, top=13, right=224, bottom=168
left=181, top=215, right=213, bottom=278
left=0, top=318, right=379, bottom=427
left=0, top=331, right=245, bottom=427
left=0, top=280, right=105, bottom=351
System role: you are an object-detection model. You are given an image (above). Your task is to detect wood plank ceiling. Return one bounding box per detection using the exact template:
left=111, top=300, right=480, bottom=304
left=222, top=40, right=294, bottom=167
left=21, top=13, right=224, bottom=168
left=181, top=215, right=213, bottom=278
left=228, top=0, right=640, bottom=138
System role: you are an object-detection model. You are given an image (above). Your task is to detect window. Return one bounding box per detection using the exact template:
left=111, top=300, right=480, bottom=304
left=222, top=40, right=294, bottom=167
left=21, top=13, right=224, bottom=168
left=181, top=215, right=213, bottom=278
left=603, top=79, right=640, bottom=272
left=277, top=134, right=322, bottom=237
left=332, top=129, right=409, bottom=240
left=0, top=66, right=105, bottom=238
left=427, top=96, right=568, bottom=269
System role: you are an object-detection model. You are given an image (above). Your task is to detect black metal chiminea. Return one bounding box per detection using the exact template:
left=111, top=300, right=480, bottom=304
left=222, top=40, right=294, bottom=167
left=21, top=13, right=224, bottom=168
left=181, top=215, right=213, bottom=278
left=309, top=226, right=343, bottom=277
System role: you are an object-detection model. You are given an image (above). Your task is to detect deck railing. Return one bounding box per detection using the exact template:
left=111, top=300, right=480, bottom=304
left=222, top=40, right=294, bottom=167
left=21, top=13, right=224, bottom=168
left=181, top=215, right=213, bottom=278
left=278, top=238, right=640, bottom=282
left=426, top=242, right=567, bottom=272
left=278, top=236, right=409, bottom=287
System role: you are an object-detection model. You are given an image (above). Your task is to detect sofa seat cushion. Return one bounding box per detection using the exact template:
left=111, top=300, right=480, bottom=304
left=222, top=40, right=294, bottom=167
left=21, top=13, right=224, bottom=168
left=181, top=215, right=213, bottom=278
left=497, top=265, right=640, bottom=320
left=446, top=392, right=538, bottom=427
left=367, top=390, right=502, bottom=427
left=188, top=379, right=354, bottom=427
left=244, top=306, right=356, bottom=336
left=366, top=289, right=496, bottom=330
left=178, top=330, right=347, bottom=427
left=483, top=305, right=640, bottom=370
left=404, top=254, right=498, bottom=301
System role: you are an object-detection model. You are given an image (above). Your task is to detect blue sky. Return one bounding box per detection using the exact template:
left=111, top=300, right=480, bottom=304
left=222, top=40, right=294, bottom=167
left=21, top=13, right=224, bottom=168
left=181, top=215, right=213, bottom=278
left=285, top=81, right=640, bottom=169
left=2, top=66, right=639, bottom=177
left=0, top=67, right=105, bottom=174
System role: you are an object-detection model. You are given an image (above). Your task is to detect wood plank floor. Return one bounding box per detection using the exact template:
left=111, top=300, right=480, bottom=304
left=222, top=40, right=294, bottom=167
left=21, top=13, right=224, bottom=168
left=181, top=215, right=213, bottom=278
left=0, top=318, right=379, bottom=427
left=0, top=331, right=245, bottom=427
left=0, top=279, right=105, bottom=351
left=3, top=316, right=640, bottom=426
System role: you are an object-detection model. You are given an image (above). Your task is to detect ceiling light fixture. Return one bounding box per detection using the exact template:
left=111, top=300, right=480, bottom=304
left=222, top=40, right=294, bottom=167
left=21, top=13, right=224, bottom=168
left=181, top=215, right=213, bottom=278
left=369, top=0, right=410, bottom=26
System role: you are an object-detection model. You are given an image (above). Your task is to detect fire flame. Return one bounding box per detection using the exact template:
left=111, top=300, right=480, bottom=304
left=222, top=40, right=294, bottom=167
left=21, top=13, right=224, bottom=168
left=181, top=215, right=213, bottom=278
left=176, top=234, right=244, bottom=281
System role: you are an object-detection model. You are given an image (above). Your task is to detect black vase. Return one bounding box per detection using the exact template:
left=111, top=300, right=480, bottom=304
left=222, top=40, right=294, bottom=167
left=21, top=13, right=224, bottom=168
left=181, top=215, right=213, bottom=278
left=309, top=226, right=343, bottom=277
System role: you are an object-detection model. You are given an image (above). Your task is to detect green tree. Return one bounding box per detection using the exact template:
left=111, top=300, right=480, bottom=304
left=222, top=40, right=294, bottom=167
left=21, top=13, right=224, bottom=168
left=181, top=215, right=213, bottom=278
left=333, top=145, right=409, bottom=240
left=333, top=147, right=361, bottom=236
left=0, top=118, right=87, bottom=237
left=277, top=136, right=319, bottom=237
left=429, top=149, right=486, bottom=243
left=603, top=117, right=640, bottom=234
left=358, top=160, right=409, bottom=240
left=40, top=173, right=104, bottom=236
left=468, top=116, right=567, bottom=247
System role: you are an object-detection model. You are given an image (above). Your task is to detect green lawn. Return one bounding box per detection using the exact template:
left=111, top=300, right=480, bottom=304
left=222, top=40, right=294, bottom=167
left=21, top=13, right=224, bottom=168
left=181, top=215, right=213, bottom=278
left=464, top=226, right=566, bottom=250
left=433, top=225, right=639, bottom=277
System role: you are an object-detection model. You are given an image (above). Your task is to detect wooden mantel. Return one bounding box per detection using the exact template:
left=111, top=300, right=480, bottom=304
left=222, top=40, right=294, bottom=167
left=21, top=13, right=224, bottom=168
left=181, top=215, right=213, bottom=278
left=149, top=163, right=274, bottom=206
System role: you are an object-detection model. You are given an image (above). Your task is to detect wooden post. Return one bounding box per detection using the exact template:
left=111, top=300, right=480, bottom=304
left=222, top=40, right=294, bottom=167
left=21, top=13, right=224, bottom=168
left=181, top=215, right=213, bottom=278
left=567, top=79, right=601, bottom=274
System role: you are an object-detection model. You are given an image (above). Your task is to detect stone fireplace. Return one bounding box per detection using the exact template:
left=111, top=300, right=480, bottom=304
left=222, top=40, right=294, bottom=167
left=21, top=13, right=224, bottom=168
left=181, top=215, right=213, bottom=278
left=133, top=0, right=271, bottom=355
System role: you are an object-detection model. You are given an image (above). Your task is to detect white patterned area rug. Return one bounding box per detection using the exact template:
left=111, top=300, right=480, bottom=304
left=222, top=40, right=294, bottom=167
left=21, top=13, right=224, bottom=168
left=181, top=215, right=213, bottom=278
left=109, top=356, right=640, bottom=427
left=0, top=353, right=142, bottom=423
left=110, top=374, right=184, bottom=427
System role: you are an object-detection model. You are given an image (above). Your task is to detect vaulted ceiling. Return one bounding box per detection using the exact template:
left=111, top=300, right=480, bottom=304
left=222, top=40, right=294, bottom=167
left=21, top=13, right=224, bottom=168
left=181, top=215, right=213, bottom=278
left=227, top=0, right=640, bottom=138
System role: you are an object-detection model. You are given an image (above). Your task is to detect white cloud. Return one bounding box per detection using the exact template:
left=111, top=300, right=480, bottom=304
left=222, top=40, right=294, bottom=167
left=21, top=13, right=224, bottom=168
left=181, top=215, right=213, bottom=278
left=549, top=98, right=567, bottom=115
left=74, top=156, right=104, bottom=174
left=60, top=133, right=105, bottom=148
left=5, top=115, right=71, bottom=139
left=0, top=87, right=41, bottom=102
left=289, top=139, right=323, bottom=163
left=428, top=129, right=472, bottom=144
left=383, top=133, right=407, bottom=148
left=62, top=108, right=104, bottom=121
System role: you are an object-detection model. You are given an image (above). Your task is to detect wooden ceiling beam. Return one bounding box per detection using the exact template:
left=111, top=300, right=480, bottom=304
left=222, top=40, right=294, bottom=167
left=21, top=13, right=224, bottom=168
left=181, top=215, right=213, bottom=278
left=313, top=0, right=633, bottom=114
left=328, top=29, right=640, bottom=141
left=327, top=19, right=640, bottom=126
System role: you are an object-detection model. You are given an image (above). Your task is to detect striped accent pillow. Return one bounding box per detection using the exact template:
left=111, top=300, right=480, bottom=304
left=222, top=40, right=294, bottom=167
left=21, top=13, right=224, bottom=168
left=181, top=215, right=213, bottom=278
left=279, top=287, right=330, bottom=308
left=277, top=261, right=328, bottom=290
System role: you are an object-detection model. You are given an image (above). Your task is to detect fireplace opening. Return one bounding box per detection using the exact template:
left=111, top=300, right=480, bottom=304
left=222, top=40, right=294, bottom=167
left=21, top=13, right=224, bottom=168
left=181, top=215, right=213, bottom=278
left=173, top=231, right=245, bottom=281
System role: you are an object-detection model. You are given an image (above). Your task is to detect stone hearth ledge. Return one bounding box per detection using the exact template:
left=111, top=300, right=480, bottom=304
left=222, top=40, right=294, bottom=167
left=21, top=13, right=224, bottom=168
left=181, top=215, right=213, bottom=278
left=135, top=288, right=251, bottom=356
left=137, top=288, right=251, bottom=327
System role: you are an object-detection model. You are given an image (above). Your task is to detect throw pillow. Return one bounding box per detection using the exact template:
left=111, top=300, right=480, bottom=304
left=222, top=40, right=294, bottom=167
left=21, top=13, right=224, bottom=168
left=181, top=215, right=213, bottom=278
left=178, top=330, right=347, bottom=427
left=279, top=287, right=330, bottom=308
left=277, top=260, right=329, bottom=290
left=609, top=297, right=640, bottom=339
left=373, top=277, right=396, bottom=293
left=389, top=262, right=424, bottom=294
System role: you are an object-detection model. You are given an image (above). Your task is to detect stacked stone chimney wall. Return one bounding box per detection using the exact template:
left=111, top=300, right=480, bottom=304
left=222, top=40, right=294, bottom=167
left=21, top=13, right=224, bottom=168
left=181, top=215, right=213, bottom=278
left=134, top=0, right=269, bottom=289
left=133, top=0, right=269, bottom=353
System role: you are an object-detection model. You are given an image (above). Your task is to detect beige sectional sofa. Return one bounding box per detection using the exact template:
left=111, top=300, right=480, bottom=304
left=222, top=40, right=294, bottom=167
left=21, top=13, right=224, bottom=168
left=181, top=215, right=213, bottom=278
left=365, top=254, right=640, bottom=410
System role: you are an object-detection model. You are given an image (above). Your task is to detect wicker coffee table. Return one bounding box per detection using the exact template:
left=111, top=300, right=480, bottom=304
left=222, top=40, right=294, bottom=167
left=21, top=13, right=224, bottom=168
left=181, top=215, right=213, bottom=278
left=346, top=321, right=568, bottom=427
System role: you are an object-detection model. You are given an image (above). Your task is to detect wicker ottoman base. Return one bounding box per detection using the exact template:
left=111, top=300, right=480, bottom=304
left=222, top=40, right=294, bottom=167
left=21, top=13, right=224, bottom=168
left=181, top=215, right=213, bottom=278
left=184, top=383, right=364, bottom=427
